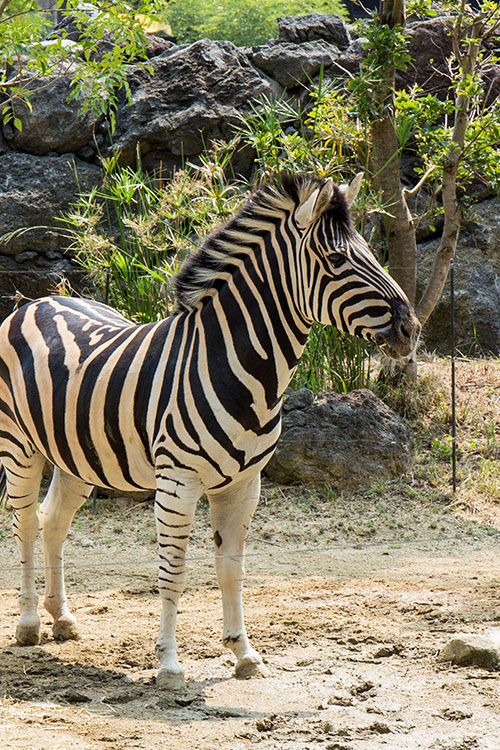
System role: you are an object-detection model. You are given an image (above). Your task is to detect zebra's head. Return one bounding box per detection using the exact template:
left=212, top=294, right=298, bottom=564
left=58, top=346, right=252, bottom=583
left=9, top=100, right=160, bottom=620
left=290, top=173, right=421, bottom=360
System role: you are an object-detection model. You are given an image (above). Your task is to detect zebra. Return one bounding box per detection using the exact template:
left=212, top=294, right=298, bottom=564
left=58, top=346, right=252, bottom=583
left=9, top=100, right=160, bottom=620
left=0, top=172, right=420, bottom=689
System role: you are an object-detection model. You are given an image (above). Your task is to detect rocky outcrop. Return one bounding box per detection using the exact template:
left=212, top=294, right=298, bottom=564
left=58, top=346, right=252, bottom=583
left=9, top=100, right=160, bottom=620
left=111, top=39, right=282, bottom=169
left=0, top=13, right=499, bottom=352
left=418, top=198, right=500, bottom=354
left=264, top=388, right=414, bottom=489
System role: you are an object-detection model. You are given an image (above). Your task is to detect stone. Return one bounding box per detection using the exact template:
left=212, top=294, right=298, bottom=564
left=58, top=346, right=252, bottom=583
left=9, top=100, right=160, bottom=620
left=418, top=197, right=500, bottom=354
left=397, top=18, right=500, bottom=103
left=0, top=253, right=88, bottom=322
left=250, top=40, right=343, bottom=89
left=264, top=388, right=414, bottom=489
left=397, top=19, right=454, bottom=99
left=111, top=39, right=283, bottom=169
left=437, top=634, right=500, bottom=671
left=0, top=152, right=102, bottom=257
left=3, top=73, right=100, bottom=155
left=277, top=13, right=351, bottom=48
left=14, top=251, right=38, bottom=263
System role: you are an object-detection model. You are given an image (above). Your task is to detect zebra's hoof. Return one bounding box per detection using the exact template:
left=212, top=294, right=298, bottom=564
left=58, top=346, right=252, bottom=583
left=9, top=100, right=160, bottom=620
left=157, top=667, right=185, bottom=690
left=16, top=621, right=41, bottom=646
left=235, top=655, right=269, bottom=680
left=53, top=617, right=79, bottom=642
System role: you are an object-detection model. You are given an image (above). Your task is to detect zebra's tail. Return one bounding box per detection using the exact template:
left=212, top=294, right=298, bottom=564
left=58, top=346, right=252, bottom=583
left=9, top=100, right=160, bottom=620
left=0, top=463, right=8, bottom=508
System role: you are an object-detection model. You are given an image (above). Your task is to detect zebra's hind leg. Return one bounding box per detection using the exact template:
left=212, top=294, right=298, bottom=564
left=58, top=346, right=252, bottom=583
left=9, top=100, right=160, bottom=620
left=208, top=474, right=269, bottom=680
left=153, top=475, right=202, bottom=690
left=38, top=467, right=93, bottom=641
left=4, top=454, right=46, bottom=646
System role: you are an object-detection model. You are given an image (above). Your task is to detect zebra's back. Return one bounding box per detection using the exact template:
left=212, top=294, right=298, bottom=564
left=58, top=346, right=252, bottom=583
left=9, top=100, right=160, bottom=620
left=0, top=296, right=172, bottom=490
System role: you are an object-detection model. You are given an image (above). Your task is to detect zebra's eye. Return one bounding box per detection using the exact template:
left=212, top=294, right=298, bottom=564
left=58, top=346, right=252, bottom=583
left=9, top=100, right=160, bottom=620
left=328, top=252, right=345, bottom=268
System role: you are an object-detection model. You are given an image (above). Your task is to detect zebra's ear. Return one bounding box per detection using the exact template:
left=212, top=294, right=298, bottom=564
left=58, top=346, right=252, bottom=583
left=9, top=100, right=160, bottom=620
left=295, top=178, right=334, bottom=228
left=339, top=172, right=364, bottom=207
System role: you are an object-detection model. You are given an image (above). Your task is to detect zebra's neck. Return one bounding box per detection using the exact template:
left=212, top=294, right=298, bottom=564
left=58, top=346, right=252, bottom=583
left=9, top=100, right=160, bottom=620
left=192, top=234, right=311, bottom=423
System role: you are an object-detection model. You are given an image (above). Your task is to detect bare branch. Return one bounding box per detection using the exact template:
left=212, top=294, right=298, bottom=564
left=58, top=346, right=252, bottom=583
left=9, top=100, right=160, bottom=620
left=403, top=164, right=439, bottom=197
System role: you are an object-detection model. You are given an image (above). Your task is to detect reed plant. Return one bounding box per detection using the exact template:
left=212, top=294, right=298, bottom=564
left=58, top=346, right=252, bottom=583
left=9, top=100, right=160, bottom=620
left=62, top=143, right=242, bottom=323
left=292, top=324, right=372, bottom=393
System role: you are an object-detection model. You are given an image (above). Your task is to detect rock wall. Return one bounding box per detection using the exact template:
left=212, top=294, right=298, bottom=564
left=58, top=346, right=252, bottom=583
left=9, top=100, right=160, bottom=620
left=0, top=12, right=499, bottom=352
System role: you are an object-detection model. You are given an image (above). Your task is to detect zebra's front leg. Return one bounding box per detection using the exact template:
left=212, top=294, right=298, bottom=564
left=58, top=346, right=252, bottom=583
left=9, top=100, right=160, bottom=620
left=39, top=469, right=93, bottom=641
left=208, top=474, right=269, bottom=680
left=154, top=476, right=201, bottom=690
left=6, top=456, right=46, bottom=646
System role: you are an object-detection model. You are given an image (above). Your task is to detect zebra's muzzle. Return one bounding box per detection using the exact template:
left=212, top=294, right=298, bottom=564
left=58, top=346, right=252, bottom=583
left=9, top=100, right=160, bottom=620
left=374, top=299, right=421, bottom=360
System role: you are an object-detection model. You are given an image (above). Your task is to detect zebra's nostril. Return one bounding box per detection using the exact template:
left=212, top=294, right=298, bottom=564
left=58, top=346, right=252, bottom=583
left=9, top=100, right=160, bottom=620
left=400, top=324, right=411, bottom=340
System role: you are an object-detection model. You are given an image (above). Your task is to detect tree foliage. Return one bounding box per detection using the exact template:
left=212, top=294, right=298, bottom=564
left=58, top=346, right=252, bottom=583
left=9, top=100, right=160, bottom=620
left=0, top=0, right=159, bottom=130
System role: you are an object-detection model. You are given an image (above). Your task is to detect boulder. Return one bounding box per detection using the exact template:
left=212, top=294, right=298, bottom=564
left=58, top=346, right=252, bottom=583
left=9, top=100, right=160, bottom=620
left=397, top=19, right=453, bottom=98
left=398, top=18, right=500, bottom=101
left=249, top=40, right=344, bottom=89
left=264, top=388, right=414, bottom=489
left=3, top=74, right=100, bottom=155
left=0, top=152, right=102, bottom=256
left=110, top=39, right=283, bottom=170
left=437, top=633, right=500, bottom=671
left=277, top=13, right=351, bottom=48
left=418, top=198, right=500, bottom=354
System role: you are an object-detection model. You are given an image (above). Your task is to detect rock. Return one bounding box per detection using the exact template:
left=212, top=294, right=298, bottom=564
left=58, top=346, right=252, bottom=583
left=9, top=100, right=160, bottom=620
left=418, top=198, right=500, bottom=354
left=111, top=39, right=283, bottom=170
left=437, top=634, right=500, bottom=671
left=0, top=128, right=10, bottom=155
left=250, top=40, right=343, bottom=89
left=56, top=689, right=92, bottom=704
left=277, top=13, right=351, bottom=48
left=3, top=73, right=100, bottom=155
left=14, top=251, right=38, bottom=264
left=397, top=19, right=453, bottom=98
left=398, top=18, right=500, bottom=102
left=265, top=388, right=414, bottom=489
left=0, top=254, right=87, bottom=322
left=0, top=152, right=101, bottom=257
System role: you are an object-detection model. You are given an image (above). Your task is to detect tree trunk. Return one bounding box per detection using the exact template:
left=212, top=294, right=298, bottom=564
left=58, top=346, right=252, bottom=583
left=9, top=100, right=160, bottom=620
left=370, top=0, right=418, bottom=307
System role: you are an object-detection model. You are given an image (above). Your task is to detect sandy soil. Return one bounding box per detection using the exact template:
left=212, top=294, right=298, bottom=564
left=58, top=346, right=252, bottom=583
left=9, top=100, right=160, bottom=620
left=1, top=487, right=500, bottom=750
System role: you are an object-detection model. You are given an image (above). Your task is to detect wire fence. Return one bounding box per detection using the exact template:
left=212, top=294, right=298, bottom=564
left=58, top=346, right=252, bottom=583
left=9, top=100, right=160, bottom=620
left=1, top=529, right=499, bottom=577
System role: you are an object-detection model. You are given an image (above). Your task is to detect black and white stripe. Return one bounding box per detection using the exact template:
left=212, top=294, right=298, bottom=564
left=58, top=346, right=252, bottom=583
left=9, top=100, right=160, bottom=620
left=0, top=172, right=420, bottom=687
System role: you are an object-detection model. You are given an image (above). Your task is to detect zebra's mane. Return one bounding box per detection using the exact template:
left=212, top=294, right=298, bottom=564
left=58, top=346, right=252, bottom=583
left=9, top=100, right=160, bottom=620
left=173, top=172, right=351, bottom=312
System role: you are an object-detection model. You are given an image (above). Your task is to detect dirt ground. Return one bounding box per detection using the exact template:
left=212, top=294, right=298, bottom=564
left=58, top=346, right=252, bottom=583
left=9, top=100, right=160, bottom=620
left=1, top=359, right=500, bottom=750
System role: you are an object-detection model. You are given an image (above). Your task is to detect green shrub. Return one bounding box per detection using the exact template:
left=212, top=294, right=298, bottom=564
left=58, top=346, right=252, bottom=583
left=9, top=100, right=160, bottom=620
left=62, top=143, right=243, bottom=323
left=164, top=0, right=347, bottom=47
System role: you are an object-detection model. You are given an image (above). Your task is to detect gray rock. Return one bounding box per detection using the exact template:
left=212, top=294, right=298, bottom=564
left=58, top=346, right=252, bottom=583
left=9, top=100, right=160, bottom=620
left=0, top=253, right=87, bottom=322
left=3, top=73, right=100, bottom=155
left=0, top=152, right=102, bottom=257
left=437, top=634, right=500, bottom=671
left=277, top=13, right=351, bottom=48
left=14, top=251, right=38, bottom=263
left=250, top=40, right=343, bottom=89
left=418, top=198, right=500, bottom=354
left=111, top=39, right=283, bottom=169
left=265, top=388, right=414, bottom=489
